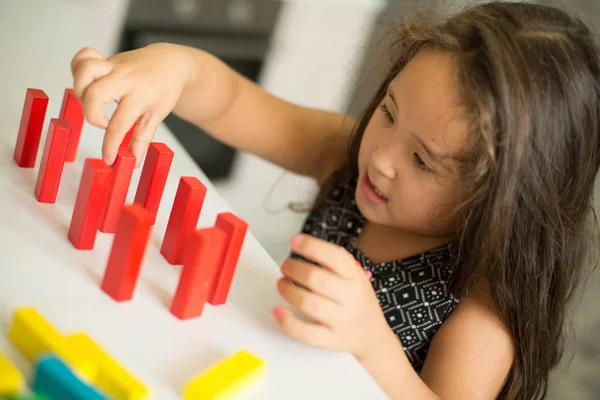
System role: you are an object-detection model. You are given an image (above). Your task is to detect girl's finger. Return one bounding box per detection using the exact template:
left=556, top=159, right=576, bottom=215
left=280, top=258, right=348, bottom=302
left=276, top=278, right=341, bottom=328
left=273, top=306, right=336, bottom=350
left=102, top=96, right=145, bottom=165
left=71, top=47, right=105, bottom=75
left=73, top=58, right=113, bottom=102
left=128, top=111, right=162, bottom=168
left=289, top=234, right=360, bottom=279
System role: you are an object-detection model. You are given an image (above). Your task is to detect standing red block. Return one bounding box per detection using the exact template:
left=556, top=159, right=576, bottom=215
left=160, top=177, right=207, bottom=265
left=100, top=204, right=153, bottom=302
left=120, top=123, right=135, bottom=150
left=208, top=213, right=249, bottom=305
left=133, top=142, right=174, bottom=225
left=170, top=227, right=228, bottom=319
left=59, top=88, right=84, bottom=162
left=99, top=148, right=136, bottom=233
left=34, top=119, right=71, bottom=203
left=67, top=159, right=113, bottom=249
left=13, top=88, right=49, bottom=168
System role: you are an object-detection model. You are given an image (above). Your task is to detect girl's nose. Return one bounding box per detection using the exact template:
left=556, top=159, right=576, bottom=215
left=371, top=146, right=396, bottom=180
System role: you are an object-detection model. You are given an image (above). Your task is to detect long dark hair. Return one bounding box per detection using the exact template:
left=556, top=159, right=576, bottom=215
left=321, top=2, right=600, bottom=399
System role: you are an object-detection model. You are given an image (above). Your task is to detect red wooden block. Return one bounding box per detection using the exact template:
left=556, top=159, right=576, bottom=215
left=208, top=213, right=249, bottom=305
left=13, top=88, right=49, bottom=168
left=99, top=148, right=136, bottom=233
left=160, top=177, right=207, bottom=265
left=120, top=123, right=135, bottom=150
left=59, top=88, right=84, bottom=162
left=101, top=204, right=153, bottom=302
left=34, top=119, right=71, bottom=203
left=170, top=227, right=228, bottom=319
left=133, top=142, right=174, bottom=225
left=67, top=159, right=113, bottom=249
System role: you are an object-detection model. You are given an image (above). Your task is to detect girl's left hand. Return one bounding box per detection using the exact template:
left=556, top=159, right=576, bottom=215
left=274, top=234, right=390, bottom=359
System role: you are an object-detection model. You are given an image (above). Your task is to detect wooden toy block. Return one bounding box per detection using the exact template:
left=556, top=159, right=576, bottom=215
left=100, top=204, right=153, bottom=302
left=99, top=148, right=136, bottom=233
left=160, top=177, right=206, bottom=265
left=59, top=88, right=84, bottom=162
left=170, top=227, right=228, bottom=320
left=133, top=142, right=173, bottom=225
left=208, top=213, right=249, bottom=305
left=34, top=119, right=71, bottom=203
left=119, top=124, right=135, bottom=150
left=68, top=159, right=113, bottom=250
left=182, top=349, right=266, bottom=400
left=66, top=333, right=148, bottom=400
left=13, top=88, right=49, bottom=168
left=32, top=354, right=107, bottom=400
left=0, top=352, right=24, bottom=395
left=8, top=308, right=96, bottom=381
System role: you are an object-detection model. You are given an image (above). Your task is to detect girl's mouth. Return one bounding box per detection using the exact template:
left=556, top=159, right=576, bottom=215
left=361, top=173, right=388, bottom=204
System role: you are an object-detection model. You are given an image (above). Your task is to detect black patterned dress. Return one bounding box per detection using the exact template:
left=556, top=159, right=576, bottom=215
left=298, top=172, right=459, bottom=372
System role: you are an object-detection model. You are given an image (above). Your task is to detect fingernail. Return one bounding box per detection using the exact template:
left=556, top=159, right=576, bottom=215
left=366, top=270, right=372, bottom=279
left=273, top=306, right=284, bottom=318
left=291, top=235, right=303, bottom=248
left=102, top=157, right=111, bottom=166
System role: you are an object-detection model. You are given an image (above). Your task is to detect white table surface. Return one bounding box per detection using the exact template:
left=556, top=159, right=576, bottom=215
left=0, top=109, right=387, bottom=399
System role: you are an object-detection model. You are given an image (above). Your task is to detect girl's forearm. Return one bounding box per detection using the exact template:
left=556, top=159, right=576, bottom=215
left=171, top=43, right=241, bottom=131
left=167, top=43, right=353, bottom=179
left=357, top=328, right=440, bottom=399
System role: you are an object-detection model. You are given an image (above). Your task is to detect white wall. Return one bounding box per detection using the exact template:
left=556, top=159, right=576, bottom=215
left=0, top=1, right=130, bottom=122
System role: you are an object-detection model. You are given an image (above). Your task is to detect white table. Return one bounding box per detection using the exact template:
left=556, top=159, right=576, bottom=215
left=0, top=110, right=387, bottom=399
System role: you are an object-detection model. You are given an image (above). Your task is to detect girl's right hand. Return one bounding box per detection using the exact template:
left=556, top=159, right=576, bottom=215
left=70, top=43, right=191, bottom=166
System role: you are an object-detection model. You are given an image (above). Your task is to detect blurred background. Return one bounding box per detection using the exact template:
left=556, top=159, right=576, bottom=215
left=1, top=0, right=598, bottom=398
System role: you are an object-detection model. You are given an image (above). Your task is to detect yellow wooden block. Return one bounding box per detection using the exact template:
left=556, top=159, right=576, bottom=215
left=183, top=349, right=266, bottom=400
left=0, top=352, right=24, bottom=395
left=8, top=307, right=96, bottom=381
left=66, top=333, right=148, bottom=400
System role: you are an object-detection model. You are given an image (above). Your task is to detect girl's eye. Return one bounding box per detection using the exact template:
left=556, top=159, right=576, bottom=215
left=414, top=153, right=433, bottom=173
left=379, top=104, right=394, bottom=124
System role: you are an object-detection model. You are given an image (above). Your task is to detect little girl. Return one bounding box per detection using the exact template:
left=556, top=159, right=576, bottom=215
left=70, top=2, right=600, bottom=399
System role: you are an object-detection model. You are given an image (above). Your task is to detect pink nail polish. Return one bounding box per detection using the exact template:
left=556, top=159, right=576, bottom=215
left=291, top=235, right=303, bottom=248
left=366, top=270, right=372, bottom=279
left=273, top=307, right=284, bottom=318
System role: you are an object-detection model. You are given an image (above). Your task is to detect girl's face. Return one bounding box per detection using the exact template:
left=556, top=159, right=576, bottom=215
left=356, top=48, right=468, bottom=238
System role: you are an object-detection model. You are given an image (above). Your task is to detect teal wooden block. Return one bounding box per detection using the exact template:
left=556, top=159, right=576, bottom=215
left=31, top=354, right=107, bottom=400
